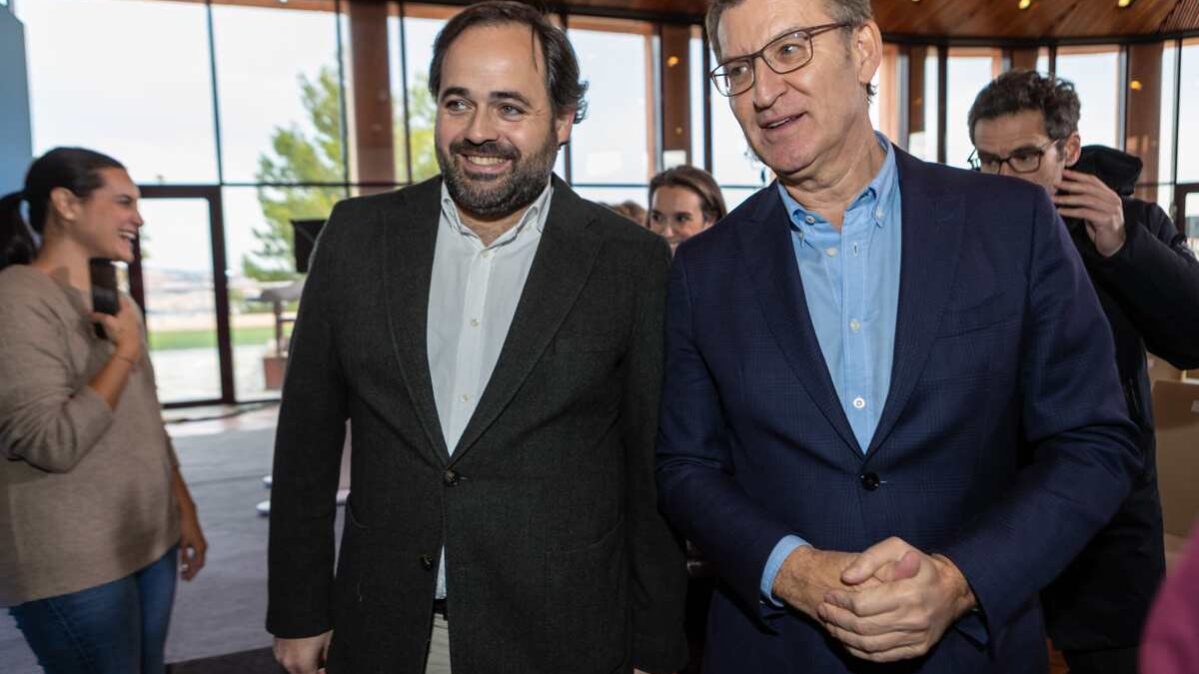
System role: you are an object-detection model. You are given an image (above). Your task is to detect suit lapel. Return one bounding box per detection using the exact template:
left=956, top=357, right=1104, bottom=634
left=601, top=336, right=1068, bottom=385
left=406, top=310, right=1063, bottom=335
left=449, top=177, right=602, bottom=464
left=737, top=187, right=863, bottom=457
left=383, top=177, right=451, bottom=464
left=866, top=152, right=965, bottom=456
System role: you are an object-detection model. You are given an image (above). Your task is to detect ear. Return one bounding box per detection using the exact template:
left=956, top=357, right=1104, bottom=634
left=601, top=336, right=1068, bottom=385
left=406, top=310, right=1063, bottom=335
left=48, top=186, right=80, bottom=225
left=853, top=21, right=884, bottom=91
left=554, top=109, right=575, bottom=147
left=1062, top=132, right=1082, bottom=167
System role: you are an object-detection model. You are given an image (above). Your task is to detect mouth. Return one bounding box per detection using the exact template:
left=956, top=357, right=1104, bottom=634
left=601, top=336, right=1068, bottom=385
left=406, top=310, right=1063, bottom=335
left=458, top=154, right=514, bottom=174
left=759, top=113, right=803, bottom=132
left=118, top=230, right=138, bottom=243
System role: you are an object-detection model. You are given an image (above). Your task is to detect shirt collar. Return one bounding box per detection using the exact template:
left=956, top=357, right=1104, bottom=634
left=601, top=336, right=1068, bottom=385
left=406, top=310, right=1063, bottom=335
left=440, top=178, right=555, bottom=243
left=777, top=132, right=899, bottom=230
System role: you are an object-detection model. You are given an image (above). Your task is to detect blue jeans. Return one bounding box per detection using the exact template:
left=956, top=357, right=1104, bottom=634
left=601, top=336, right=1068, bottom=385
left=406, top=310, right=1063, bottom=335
left=9, top=546, right=178, bottom=674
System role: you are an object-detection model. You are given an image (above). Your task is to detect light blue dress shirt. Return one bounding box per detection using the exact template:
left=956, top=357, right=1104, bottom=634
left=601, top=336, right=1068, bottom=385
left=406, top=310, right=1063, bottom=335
left=759, top=133, right=904, bottom=602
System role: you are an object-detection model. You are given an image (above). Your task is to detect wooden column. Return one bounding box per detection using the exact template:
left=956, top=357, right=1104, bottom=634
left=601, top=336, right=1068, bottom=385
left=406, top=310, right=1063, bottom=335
left=1006, top=47, right=1040, bottom=72
left=1126, top=42, right=1164, bottom=203
left=908, top=45, right=927, bottom=138
left=348, top=0, right=396, bottom=192
left=660, top=23, right=692, bottom=167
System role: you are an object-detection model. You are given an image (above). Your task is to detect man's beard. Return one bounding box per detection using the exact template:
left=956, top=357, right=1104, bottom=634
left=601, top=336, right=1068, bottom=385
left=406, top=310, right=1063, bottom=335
left=436, top=129, right=560, bottom=220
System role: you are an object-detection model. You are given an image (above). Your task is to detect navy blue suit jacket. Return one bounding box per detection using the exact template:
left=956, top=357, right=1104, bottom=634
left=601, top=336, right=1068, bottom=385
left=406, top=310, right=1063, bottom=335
left=656, top=150, right=1141, bottom=673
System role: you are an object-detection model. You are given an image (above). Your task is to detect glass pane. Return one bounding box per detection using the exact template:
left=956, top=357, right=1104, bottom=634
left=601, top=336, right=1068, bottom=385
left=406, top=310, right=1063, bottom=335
left=570, top=19, right=654, bottom=183
left=690, top=27, right=708, bottom=170
left=1178, top=40, right=1199, bottom=182
left=710, top=51, right=768, bottom=187
left=1056, top=47, right=1121, bottom=149
left=21, top=0, right=218, bottom=184
left=720, top=187, right=760, bottom=212
left=1160, top=44, right=1178, bottom=187
left=139, top=198, right=221, bottom=404
left=947, top=48, right=1000, bottom=169
left=223, top=186, right=345, bottom=400
left=212, top=1, right=345, bottom=184
left=1185, top=192, right=1199, bottom=257
left=1037, top=49, right=1050, bottom=75
left=386, top=13, right=410, bottom=184
left=908, top=46, right=940, bottom=162
left=403, top=6, right=458, bottom=183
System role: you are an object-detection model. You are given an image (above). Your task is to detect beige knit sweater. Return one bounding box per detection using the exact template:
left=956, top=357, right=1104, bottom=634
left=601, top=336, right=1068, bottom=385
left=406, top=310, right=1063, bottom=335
left=0, top=265, right=179, bottom=607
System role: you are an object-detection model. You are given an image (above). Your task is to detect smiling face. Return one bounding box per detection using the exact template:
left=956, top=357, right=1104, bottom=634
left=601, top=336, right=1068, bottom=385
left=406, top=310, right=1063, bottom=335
left=649, top=185, right=713, bottom=251
left=433, top=22, right=573, bottom=221
left=50, top=167, right=143, bottom=263
left=715, top=0, right=880, bottom=181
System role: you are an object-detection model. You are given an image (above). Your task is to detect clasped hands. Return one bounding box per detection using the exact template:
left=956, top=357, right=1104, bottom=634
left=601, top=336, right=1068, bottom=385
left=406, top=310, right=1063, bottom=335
left=772, top=537, right=977, bottom=663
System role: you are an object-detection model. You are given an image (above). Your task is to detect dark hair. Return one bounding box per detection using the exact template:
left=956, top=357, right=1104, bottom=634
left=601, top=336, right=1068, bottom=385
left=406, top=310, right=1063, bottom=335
left=603, top=200, right=647, bottom=225
left=648, top=165, right=728, bottom=223
left=705, top=0, right=876, bottom=100
left=428, top=1, right=588, bottom=124
left=968, top=69, right=1081, bottom=146
left=0, top=147, right=124, bottom=271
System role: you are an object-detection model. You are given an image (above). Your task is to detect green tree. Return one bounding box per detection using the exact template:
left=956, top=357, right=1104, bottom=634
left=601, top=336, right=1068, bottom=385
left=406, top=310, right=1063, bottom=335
left=245, top=66, right=438, bottom=281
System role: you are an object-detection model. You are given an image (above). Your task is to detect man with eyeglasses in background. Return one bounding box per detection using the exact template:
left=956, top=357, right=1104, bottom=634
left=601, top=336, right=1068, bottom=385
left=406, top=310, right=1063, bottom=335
left=969, top=69, right=1199, bottom=674
left=654, top=1, right=1143, bottom=672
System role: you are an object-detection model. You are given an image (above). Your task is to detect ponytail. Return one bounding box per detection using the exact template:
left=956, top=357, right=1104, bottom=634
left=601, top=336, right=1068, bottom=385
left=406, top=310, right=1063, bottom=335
left=0, top=147, right=124, bottom=272
left=0, top=191, right=35, bottom=271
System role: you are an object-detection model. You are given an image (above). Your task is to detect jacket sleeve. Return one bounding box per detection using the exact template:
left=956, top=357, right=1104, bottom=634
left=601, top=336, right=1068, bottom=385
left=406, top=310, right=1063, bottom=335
left=655, top=244, right=796, bottom=622
left=266, top=202, right=352, bottom=639
left=0, top=291, right=114, bottom=473
left=940, top=189, right=1141, bottom=640
left=1081, top=200, right=1199, bottom=369
left=621, top=235, right=689, bottom=674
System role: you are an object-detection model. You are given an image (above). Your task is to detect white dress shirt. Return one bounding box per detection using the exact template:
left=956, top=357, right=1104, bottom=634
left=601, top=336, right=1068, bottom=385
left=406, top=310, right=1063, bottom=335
left=427, top=180, right=553, bottom=599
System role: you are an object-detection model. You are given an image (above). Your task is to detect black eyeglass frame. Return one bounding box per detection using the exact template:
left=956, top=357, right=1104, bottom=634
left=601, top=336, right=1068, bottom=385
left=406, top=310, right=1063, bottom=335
left=968, top=140, right=1060, bottom=174
left=709, top=21, right=855, bottom=97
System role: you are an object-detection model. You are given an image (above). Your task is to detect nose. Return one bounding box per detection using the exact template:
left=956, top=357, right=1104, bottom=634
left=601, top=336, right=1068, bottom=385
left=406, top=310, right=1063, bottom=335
left=465, top=109, right=499, bottom=145
left=751, top=58, right=786, bottom=111
left=132, top=207, right=145, bottom=228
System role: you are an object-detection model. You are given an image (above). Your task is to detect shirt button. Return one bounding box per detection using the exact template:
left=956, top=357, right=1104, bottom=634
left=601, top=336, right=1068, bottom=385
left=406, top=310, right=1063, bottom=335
left=443, top=469, right=460, bottom=486
left=850, top=319, right=861, bottom=332
left=481, top=250, right=493, bottom=259
left=875, top=207, right=884, bottom=220
left=804, top=215, right=816, bottom=225
left=460, top=394, right=471, bottom=403
left=470, top=318, right=480, bottom=328
left=860, top=472, right=881, bottom=491
left=826, top=247, right=838, bottom=257
left=420, top=555, right=434, bottom=571
left=852, top=396, right=866, bottom=409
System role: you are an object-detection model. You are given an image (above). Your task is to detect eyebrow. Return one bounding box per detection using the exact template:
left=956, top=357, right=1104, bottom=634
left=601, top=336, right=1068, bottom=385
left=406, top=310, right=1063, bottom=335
left=439, top=86, right=534, bottom=109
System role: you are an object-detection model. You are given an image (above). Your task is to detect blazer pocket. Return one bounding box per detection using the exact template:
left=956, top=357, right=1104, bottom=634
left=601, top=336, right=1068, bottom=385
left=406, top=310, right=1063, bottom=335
left=544, top=517, right=628, bottom=672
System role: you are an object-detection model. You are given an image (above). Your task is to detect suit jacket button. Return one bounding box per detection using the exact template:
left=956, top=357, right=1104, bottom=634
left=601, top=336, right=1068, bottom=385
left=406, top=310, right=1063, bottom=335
left=860, top=472, right=881, bottom=491
left=420, top=555, right=434, bottom=571
left=443, top=469, right=459, bottom=486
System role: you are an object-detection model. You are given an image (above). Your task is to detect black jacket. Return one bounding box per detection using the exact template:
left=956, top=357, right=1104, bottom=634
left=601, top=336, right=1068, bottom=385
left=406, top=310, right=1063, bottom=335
left=1043, top=146, right=1199, bottom=651
left=266, top=177, right=688, bottom=673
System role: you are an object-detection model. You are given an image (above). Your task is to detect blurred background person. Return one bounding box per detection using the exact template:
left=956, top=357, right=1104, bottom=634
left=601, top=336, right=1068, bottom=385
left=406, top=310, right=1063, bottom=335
left=647, top=165, right=727, bottom=252
left=970, top=69, right=1199, bottom=674
left=604, top=199, right=647, bottom=225
left=0, top=147, right=207, bottom=674
left=1140, top=525, right=1199, bottom=674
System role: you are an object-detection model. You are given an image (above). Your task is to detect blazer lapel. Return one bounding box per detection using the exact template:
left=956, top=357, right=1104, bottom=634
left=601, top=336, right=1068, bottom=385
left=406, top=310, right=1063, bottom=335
left=866, top=151, right=965, bottom=456
left=737, top=186, right=863, bottom=457
left=448, top=177, right=602, bottom=464
left=383, top=177, right=451, bottom=464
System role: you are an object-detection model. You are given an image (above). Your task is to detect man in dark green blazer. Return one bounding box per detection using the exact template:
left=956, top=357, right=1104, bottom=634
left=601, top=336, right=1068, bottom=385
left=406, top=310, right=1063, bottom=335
left=266, top=3, right=687, bottom=673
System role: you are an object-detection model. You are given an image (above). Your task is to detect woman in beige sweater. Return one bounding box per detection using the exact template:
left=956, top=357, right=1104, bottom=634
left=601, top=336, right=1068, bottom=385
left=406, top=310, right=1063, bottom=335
left=0, top=148, right=207, bottom=674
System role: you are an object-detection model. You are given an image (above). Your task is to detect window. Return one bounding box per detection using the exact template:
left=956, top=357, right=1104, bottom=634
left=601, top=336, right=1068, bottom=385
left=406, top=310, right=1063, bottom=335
left=1056, top=46, right=1123, bottom=150
left=569, top=17, right=656, bottom=185
left=710, top=50, right=768, bottom=188
left=401, top=4, right=459, bottom=184
left=212, top=1, right=345, bottom=184
left=1177, top=39, right=1199, bottom=182
left=906, top=46, right=940, bottom=162
left=690, top=26, right=708, bottom=170
left=946, top=48, right=1002, bottom=169
left=21, top=0, right=218, bottom=183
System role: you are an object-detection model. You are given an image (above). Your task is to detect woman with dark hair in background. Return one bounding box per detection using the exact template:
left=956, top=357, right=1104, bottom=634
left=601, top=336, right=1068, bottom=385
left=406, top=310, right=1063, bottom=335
left=647, top=165, right=727, bottom=252
left=0, top=147, right=206, bottom=674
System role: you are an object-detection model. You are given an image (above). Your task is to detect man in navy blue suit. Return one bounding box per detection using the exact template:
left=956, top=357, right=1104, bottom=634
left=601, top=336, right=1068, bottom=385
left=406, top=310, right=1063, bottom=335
left=655, top=0, right=1141, bottom=672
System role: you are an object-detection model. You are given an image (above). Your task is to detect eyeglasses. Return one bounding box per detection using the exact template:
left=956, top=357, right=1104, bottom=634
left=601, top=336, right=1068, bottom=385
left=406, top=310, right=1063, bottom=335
left=968, top=141, right=1056, bottom=174
left=710, top=22, right=854, bottom=97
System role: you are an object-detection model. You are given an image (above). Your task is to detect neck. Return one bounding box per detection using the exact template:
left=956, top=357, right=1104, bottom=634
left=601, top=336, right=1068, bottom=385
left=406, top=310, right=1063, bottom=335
left=457, top=206, right=528, bottom=248
left=30, top=235, right=92, bottom=293
left=780, top=120, right=885, bottom=231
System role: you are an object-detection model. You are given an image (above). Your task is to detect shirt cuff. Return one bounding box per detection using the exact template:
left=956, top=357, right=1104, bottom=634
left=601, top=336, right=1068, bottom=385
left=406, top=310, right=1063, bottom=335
left=761, top=535, right=809, bottom=607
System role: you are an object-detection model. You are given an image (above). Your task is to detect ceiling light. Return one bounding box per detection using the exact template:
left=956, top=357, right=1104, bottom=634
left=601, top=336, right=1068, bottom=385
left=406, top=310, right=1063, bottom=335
left=1117, top=0, right=1134, bottom=7
left=667, top=56, right=680, bottom=68
left=1018, top=0, right=1032, bottom=9
left=1130, top=80, right=1143, bottom=91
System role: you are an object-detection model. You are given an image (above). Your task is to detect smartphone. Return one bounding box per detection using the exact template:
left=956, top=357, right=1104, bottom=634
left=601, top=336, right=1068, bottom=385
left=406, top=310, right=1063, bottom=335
left=89, top=259, right=120, bottom=316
